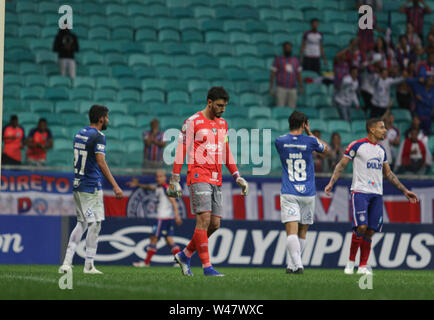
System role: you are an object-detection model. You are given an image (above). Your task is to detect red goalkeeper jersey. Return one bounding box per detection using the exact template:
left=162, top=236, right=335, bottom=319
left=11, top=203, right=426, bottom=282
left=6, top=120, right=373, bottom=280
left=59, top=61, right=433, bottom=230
left=172, top=111, right=239, bottom=186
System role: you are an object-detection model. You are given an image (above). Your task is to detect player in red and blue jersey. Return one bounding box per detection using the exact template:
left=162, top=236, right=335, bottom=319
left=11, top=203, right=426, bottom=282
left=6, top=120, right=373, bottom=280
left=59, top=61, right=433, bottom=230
left=325, top=118, right=418, bottom=275
left=59, top=105, right=123, bottom=275
left=275, top=111, right=329, bottom=274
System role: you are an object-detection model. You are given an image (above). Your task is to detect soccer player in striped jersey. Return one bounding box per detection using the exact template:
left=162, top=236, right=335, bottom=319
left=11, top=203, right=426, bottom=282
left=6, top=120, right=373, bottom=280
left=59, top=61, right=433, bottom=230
left=168, top=87, right=248, bottom=277
left=325, top=118, right=418, bottom=275
left=128, top=169, right=182, bottom=267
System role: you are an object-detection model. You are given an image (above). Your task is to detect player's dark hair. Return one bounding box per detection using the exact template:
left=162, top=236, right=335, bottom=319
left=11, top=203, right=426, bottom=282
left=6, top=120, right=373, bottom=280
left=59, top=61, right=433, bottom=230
left=288, top=111, right=308, bottom=130
left=207, top=86, right=229, bottom=102
left=89, top=105, right=109, bottom=124
left=38, top=118, right=47, bottom=124
left=10, top=115, right=18, bottom=122
left=366, top=118, right=383, bottom=133
left=311, top=18, right=319, bottom=24
left=282, top=41, right=292, bottom=48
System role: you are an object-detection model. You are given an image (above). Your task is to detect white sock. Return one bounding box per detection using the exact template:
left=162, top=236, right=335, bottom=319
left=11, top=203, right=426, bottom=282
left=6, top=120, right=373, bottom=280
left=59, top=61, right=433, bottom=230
left=299, top=238, right=306, bottom=255
left=287, top=234, right=303, bottom=269
left=63, top=222, right=88, bottom=266
left=85, top=222, right=101, bottom=269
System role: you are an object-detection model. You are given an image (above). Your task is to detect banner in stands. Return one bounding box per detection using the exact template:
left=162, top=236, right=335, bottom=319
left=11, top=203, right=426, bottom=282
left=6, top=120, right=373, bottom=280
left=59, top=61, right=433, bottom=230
left=1, top=170, right=434, bottom=224
left=72, top=217, right=434, bottom=270
left=0, top=215, right=61, bottom=264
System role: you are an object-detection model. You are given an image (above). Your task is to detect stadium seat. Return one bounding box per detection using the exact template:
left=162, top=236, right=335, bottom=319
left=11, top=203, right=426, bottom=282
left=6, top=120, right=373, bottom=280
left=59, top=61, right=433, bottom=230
left=309, top=119, right=327, bottom=132
left=167, top=91, right=190, bottom=104
left=328, top=120, right=352, bottom=133
left=182, top=30, right=203, bottom=42
left=224, top=20, right=245, bottom=32
left=136, top=29, right=158, bottom=41
left=319, top=107, right=341, bottom=120
left=257, top=119, right=280, bottom=130
left=128, top=103, right=150, bottom=117
left=29, top=100, right=54, bottom=114
left=137, top=115, right=155, bottom=128
left=94, top=88, right=117, bottom=101
left=159, top=30, right=180, bottom=42
left=393, top=109, right=412, bottom=122
left=96, top=77, right=119, bottom=90
left=240, top=93, right=262, bottom=107
left=142, top=90, right=165, bottom=104
left=73, top=77, right=96, bottom=89
left=56, top=101, right=78, bottom=114
left=21, top=87, right=44, bottom=100
left=112, top=66, right=135, bottom=78
left=118, top=78, right=142, bottom=91
left=259, top=8, right=282, bottom=20
left=205, top=31, right=227, bottom=43
left=70, top=88, right=93, bottom=100
left=48, top=76, right=71, bottom=88
left=111, top=115, right=136, bottom=128
left=88, top=27, right=111, bottom=40
left=160, top=117, right=183, bottom=130
left=248, top=107, right=271, bottom=119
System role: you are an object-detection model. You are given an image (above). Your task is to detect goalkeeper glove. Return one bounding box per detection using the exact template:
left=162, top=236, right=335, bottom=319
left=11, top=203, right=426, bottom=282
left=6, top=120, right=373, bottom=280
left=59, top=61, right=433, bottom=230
left=167, top=174, right=182, bottom=198
left=236, top=177, right=248, bottom=196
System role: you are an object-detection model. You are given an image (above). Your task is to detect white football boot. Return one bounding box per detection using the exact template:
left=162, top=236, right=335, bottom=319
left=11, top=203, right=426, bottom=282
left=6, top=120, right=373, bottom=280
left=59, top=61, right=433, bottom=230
left=83, top=265, right=103, bottom=274
left=132, top=261, right=150, bottom=267
left=357, top=266, right=373, bottom=275
left=344, top=261, right=355, bottom=274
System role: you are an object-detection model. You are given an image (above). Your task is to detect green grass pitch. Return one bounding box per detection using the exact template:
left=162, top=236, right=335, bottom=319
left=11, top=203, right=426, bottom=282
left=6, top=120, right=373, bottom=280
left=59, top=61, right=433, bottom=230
left=1, top=265, right=433, bottom=300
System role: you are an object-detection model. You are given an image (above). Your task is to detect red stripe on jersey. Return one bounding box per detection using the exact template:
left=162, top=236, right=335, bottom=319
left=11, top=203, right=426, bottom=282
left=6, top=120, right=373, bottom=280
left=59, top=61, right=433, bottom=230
left=257, top=195, right=263, bottom=220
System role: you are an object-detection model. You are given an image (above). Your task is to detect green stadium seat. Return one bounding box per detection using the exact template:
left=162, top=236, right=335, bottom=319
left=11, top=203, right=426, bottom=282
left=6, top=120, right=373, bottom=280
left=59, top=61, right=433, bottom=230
left=118, top=90, right=141, bottom=103
left=45, top=88, right=69, bottom=101
left=134, top=67, right=157, bottom=79
left=172, top=56, right=197, bottom=68
left=112, top=28, right=134, bottom=41
left=248, top=106, right=271, bottom=119
left=73, top=77, right=96, bottom=89
left=339, top=132, right=354, bottom=147
left=240, top=93, right=262, bottom=107
left=53, top=138, right=72, bottom=152
left=112, top=66, right=135, bottom=78
left=160, top=117, right=183, bottom=130
left=350, top=109, right=367, bottom=121
left=40, top=26, right=58, bottom=39
left=259, top=8, right=282, bottom=20
left=94, top=89, right=117, bottom=101
left=4, top=74, right=22, bottom=86
left=119, top=127, right=140, bottom=141
left=251, top=32, right=273, bottom=45
left=229, top=32, right=250, bottom=44
left=241, top=57, right=266, bottom=70
left=29, top=100, right=54, bottom=113
left=19, top=25, right=41, bottom=38
left=167, top=91, right=190, bottom=104
left=158, top=30, right=180, bottom=42
left=96, top=77, right=118, bottom=90
left=319, top=107, right=341, bottom=120
left=89, top=66, right=111, bottom=78
left=272, top=107, right=293, bottom=119
left=223, top=106, right=249, bottom=119
left=111, top=115, right=136, bottom=128
left=231, top=118, right=257, bottom=130
left=56, top=101, right=79, bottom=114
left=235, top=81, right=259, bottom=93
left=267, top=21, right=291, bottom=33
left=328, top=120, right=352, bottom=133
left=4, top=85, right=20, bottom=99
left=127, top=4, right=147, bottom=17
left=70, top=88, right=93, bottom=100
left=351, top=120, right=366, bottom=134
left=309, top=119, right=327, bottom=132
left=224, top=20, right=245, bottom=32
left=194, top=6, right=215, bottom=18
left=118, top=78, right=142, bottom=91
left=333, top=22, right=356, bottom=35
left=35, top=51, right=57, bottom=64
left=48, top=76, right=71, bottom=88
left=393, top=109, right=412, bottom=122
left=245, top=21, right=268, bottom=33
left=49, top=125, right=69, bottom=139
left=188, top=80, right=211, bottom=93
left=149, top=4, right=169, bottom=17
left=21, top=87, right=44, bottom=100
left=176, top=104, right=200, bottom=117
left=106, top=4, right=128, bottom=16
left=181, top=30, right=203, bottom=42
left=88, top=27, right=111, bottom=40
left=122, top=42, right=146, bottom=54
left=211, top=44, right=233, bottom=56
left=157, top=18, right=179, bottom=31
left=137, top=115, right=155, bottom=128
left=38, top=2, right=59, bottom=14
left=282, top=9, right=304, bottom=21
left=142, top=79, right=166, bottom=92
left=142, top=90, right=165, bottom=104
left=257, top=119, right=280, bottom=130
left=82, top=53, right=104, bottom=66
left=205, top=31, right=227, bottom=43
left=128, top=103, right=150, bottom=117
left=136, top=29, right=158, bottom=42
left=126, top=144, right=144, bottom=158
left=179, top=19, right=200, bottom=31
left=220, top=57, right=241, bottom=69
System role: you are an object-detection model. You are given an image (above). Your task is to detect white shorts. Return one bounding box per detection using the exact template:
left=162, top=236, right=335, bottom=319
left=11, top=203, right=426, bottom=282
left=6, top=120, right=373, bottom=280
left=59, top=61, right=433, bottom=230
left=74, top=190, right=105, bottom=223
left=280, top=194, right=315, bottom=225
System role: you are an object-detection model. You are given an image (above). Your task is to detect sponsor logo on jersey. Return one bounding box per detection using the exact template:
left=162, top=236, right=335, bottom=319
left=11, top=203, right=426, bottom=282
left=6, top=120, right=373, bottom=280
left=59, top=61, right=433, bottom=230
left=96, top=144, right=105, bottom=151
left=349, top=150, right=356, bottom=157
left=294, top=184, right=306, bottom=193
left=75, top=134, right=89, bottom=141
left=196, top=120, right=204, bottom=125
left=33, top=198, right=48, bottom=215
left=367, top=157, right=383, bottom=170
left=284, top=144, right=307, bottom=150
left=212, top=128, right=217, bottom=135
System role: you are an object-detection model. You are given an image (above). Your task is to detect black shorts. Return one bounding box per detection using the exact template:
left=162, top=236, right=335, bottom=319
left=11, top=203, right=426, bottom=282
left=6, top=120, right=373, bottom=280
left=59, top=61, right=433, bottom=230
left=302, top=57, right=321, bottom=74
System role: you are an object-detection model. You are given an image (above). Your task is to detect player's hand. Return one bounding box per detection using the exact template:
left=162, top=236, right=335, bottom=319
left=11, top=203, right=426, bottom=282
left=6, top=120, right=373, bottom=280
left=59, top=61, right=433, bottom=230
left=175, top=216, right=183, bottom=226
left=167, top=175, right=182, bottom=198
left=304, top=121, right=312, bottom=136
left=126, top=178, right=139, bottom=188
left=114, top=186, right=124, bottom=199
left=324, top=183, right=333, bottom=196
left=236, top=177, right=248, bottom=196
left=404, top=190, right=418, bottom=203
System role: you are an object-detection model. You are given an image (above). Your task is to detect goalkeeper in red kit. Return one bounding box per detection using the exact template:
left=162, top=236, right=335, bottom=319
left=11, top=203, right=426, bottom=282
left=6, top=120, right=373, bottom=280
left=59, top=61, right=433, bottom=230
left=168, top=87, right=248, bottom=277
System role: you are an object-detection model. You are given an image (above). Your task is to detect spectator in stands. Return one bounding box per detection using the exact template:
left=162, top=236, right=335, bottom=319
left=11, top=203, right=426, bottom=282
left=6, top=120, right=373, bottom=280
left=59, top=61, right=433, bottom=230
left=396, top=62, right=416, bottom=109
left=143, top=118, right=166, bottom=169
left=300, top=18, right=327, bottom=74
left=404, top=116, right=432, bottom=171
left=380, top=112, right=401, bottom=166
left=372, top=37, right=397, bottom=70
left=405, top=22, right=423, bottom=54
left=25, top=118, right=53, bottom=166
left=312, top=130, right=326, bottom=172
left=405, top=75, right=434, bottom=135
left=344, top=38, right=366, bottom=69
left=417, top=52, right=434, bottom=77
left=425, top=32, right=434, bottom=55
left=396, top=35, right=417, bottom=70
left=2, top=115, right=25, bottom=165
left=370, top=68, right=405, bottom=118
left=357, top=3, right=385, bottom=53
left=395, top=127, right=427, bottom=173
left=356, top=0, right=383, bottom=11
left=328, top=132, right=344, bottom=172
left=53, top=28, right=79, bottom=79
left=399, top=0, right=431, bottom=41
left=333, top=66, right=360, bottom=122
left=270, top=42, right=304, bottom=108
left=333, top=50, right=350, bottom=91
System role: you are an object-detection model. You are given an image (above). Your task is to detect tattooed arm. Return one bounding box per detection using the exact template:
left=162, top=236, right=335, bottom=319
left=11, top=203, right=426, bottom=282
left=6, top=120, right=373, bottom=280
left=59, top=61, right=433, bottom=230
left=324, top=156, right=350, bottom=196
left=383, top=162, right=418, bottom=203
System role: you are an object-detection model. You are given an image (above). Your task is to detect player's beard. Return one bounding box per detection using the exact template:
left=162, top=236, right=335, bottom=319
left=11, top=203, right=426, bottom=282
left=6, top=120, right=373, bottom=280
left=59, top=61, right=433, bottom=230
left=101, top=121, right=108, bottom=131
